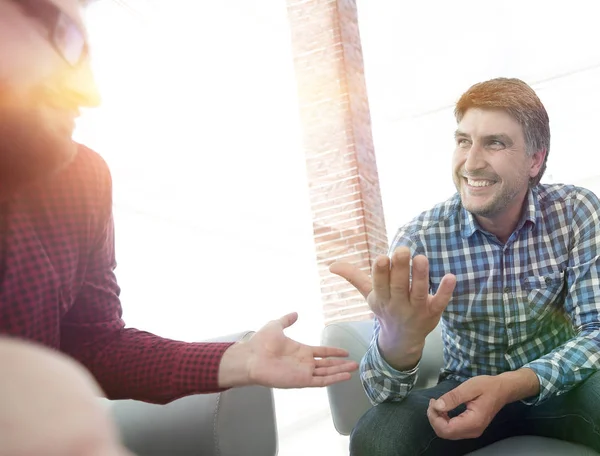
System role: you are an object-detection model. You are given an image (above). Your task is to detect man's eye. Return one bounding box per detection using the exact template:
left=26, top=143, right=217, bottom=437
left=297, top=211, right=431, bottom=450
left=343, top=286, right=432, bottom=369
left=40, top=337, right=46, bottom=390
left=489, top=140, right=505, bottom=148
left=54, top=14, right=86, bottom=65
left=456, top=138, right=470, bottom=147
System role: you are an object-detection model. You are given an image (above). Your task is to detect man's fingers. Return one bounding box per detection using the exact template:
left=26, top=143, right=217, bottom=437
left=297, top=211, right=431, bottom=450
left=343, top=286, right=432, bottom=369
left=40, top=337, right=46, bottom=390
left=430, top=273, right=457, bottom=314
left=372, top=255, right=391, bottom=301
left=277, top=312, right=299, bottom=330
left=428, top=406, right=481, bottom=440
left=313, top=360, right=359, bottom=376
left=389, top=247, right=411, bottom=300
left=410, top=255, right=429, bottom=305
left=313, top=357, right=355, bottom=368
left=433, top=381, right=477, bottom=413
left=311, top=346, right=349, bottom=359
left=427, top=398, right=449, bottom=428
left=329, top=262, right=373, bottom=299
left=309, top=372, right=352, bottom=387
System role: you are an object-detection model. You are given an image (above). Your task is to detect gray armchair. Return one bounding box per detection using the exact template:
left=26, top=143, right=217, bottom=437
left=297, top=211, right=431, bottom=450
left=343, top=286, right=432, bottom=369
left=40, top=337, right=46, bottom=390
left=321, top=320, right=598, bottom=455
left=108, top=331, right=278, bottom=456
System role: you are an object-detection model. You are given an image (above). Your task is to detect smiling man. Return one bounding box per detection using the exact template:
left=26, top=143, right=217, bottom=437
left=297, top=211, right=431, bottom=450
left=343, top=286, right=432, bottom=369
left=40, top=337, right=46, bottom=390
left=332, top=78, right=600, bottom=455
left=0, top=0, right=358, bottom=453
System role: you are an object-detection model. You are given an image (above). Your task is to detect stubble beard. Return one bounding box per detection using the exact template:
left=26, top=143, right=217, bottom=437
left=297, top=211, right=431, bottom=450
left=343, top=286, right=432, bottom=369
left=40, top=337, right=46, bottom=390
left=0, top=86, right=77, bottom=196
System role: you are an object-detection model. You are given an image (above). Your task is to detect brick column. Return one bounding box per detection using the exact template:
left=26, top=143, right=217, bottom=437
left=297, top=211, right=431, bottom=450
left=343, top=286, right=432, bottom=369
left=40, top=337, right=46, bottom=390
left=286, top=0, right=388, bottom=323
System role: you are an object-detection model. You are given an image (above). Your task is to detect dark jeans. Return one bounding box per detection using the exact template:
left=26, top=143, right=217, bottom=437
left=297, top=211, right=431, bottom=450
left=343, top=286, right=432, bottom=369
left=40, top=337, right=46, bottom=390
left=350, top=371, right=600, bottom=456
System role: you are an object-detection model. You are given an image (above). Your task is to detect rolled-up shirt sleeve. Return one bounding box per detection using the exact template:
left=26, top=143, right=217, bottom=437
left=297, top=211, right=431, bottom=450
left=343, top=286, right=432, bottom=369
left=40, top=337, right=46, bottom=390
left=360, top=318, right=420, bottom=405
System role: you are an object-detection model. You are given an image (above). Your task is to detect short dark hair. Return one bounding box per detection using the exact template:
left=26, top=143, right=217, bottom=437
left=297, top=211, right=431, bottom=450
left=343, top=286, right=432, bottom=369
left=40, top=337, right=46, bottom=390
left=455, top=78, right=550, bottom=186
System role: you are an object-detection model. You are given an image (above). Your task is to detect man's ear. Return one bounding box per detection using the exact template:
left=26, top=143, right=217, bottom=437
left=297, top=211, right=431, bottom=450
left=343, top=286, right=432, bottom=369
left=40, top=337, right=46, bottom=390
left=529, top=149, right=546, bottom=178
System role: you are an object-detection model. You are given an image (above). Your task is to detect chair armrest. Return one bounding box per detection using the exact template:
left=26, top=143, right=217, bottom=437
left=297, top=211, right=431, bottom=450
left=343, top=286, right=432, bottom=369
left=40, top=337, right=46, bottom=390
left=109, top=331, right=278, bottom=456
left=321, top=320, right=444, bottom=436
left=321, top=321, right=373, bottom=436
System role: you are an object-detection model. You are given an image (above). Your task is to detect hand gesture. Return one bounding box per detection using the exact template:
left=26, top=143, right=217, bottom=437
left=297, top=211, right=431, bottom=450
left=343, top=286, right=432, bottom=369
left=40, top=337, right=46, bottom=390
left=330, top=246, right=456, bottom=342
left=427, top=376, right=507, bottom=440
left=220, top=313, right=359, bottom=389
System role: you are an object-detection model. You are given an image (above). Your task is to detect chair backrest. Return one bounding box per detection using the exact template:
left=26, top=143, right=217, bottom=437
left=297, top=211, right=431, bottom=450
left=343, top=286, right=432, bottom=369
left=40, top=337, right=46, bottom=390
left=321, top=319, right=444, bottom=435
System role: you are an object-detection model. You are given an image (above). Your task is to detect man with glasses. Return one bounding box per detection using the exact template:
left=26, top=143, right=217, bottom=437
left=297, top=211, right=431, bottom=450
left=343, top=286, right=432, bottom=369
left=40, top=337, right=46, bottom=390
left=0, top=0, right=358, bottom=453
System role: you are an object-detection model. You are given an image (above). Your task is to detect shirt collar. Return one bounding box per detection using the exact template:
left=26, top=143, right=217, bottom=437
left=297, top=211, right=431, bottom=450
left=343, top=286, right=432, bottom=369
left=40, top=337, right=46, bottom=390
left=460, top=187, right=538, bottom=239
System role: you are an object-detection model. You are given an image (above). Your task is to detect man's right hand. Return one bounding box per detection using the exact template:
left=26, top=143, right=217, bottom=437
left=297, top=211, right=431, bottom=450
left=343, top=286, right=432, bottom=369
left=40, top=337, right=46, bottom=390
left=330, top=246, right=456, bottom=370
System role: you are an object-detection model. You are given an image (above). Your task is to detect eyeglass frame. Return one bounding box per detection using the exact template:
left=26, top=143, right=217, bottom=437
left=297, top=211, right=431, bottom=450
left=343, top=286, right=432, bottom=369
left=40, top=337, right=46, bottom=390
left=11, top=0, right=89, bottom=67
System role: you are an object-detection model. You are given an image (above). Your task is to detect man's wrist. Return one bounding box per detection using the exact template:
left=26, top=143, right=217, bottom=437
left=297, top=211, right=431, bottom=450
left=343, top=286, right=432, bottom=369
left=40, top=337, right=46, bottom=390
left=377, top=324, right=425, bottom=371
left=217, top=342, right=252, bottom=389
left=497, top=368, right=540, bottom=404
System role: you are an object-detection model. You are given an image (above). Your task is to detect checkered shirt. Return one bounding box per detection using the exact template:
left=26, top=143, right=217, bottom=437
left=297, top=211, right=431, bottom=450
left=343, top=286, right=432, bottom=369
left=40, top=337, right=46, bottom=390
left=361, top=184, right=600, bottom=405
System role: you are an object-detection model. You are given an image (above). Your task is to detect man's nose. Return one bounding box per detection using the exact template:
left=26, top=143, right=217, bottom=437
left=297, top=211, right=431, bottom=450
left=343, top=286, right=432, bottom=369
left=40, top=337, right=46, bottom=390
left=464, top=144, right=486, bottom=173
left=59, top=59, right=102, bottom=109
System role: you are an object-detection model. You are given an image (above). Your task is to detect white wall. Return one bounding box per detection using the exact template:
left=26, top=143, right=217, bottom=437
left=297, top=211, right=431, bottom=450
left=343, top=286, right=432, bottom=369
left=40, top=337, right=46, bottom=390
left=76, top=0, right=324, bottom=345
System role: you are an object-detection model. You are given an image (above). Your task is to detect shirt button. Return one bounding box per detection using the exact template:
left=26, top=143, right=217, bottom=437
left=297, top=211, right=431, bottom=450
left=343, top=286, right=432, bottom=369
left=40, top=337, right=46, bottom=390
left=544, top=277, right=551, bottom=285
left=503, top=287, right=510, bottom=294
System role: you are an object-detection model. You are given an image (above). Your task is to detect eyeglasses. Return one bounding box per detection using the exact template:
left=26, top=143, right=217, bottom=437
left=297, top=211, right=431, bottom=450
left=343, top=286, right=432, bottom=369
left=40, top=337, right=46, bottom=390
left=12, top=0, right=88, bottom=66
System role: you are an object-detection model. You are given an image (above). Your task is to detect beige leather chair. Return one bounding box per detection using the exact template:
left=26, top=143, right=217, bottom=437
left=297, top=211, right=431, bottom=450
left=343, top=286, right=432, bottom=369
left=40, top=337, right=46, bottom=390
left=108, top=331, right=278, bottom=456
left=321, top=320, right=598, bottom=455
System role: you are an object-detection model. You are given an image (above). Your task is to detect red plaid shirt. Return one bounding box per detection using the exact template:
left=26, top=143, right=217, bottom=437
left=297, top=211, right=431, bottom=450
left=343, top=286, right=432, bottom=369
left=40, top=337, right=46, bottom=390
left=0, top=144, right=233, bottom=404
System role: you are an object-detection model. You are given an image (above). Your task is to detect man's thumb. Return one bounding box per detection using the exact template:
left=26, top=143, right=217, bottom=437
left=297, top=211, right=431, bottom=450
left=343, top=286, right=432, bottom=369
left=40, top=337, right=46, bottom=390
left=433, top=385, right=465, bottom=412
left=329, top=262, right=372, bottom=299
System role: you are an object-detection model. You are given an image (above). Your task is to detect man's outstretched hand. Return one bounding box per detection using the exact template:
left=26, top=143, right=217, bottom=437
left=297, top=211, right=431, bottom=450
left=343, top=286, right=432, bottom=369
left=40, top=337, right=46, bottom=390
left=330, top=247, right=456, bottom=370
left=218, top=312, right=358, bottom=389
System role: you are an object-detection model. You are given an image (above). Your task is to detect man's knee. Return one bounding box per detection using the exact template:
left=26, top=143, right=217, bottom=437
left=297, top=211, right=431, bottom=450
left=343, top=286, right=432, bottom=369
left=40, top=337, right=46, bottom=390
left=585, top=369, right=600, bottom=386
left=350, top=406, right=384, bottom=456
left=573, top=370, right=600, bottom=403
left=350, top=401, right=432, bottom=456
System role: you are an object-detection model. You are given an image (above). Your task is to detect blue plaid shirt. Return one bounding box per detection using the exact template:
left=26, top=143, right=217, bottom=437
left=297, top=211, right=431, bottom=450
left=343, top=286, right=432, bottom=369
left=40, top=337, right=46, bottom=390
left=361, top=184, right=600, bottom=405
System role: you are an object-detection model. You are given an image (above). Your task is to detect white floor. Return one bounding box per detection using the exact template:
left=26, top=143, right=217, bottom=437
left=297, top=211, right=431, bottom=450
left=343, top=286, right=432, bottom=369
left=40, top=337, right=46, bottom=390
left=278, top=413, right=349, bottom=456
left=274, top=388, right=350, bottom=456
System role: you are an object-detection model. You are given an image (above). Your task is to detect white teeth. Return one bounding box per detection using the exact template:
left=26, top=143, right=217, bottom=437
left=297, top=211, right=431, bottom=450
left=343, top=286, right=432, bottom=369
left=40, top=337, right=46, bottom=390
left=467, top=179, right=494, bottom=187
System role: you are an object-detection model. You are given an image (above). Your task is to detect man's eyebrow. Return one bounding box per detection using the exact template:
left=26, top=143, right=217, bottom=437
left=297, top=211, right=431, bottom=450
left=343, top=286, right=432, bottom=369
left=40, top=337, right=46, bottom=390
left=483, top=134, right=513, bottom=144
left=454, top=131, right=513, bottom=144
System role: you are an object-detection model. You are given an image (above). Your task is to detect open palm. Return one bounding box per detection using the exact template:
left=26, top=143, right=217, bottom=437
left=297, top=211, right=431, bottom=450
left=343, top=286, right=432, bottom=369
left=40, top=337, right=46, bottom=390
left=245, top=313, right=358, bottom=388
